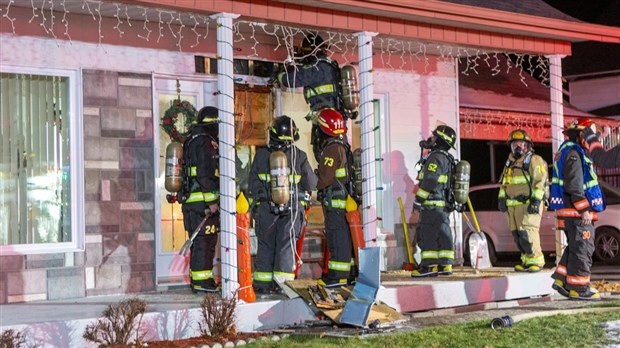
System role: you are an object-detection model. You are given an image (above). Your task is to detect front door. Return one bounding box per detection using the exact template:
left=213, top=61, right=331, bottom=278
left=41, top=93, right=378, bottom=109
left=154, top=76, right=217, bottom=286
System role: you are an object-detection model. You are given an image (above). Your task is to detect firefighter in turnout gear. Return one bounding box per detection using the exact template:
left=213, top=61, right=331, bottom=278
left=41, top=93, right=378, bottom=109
left=498, top=130, right=547, bottom=272
left=181, top=106, right=221, bottom=293
left=581, top=125, right=620, bottom=169
left=550, top=118, right=605, bottom=301
left=412, top=125, right=458, bottom=277
left=315, top=109, right=355, bottom=287
left=249, top=116, right=317, bottom=295
left=277, top=34, right=352, bottom=161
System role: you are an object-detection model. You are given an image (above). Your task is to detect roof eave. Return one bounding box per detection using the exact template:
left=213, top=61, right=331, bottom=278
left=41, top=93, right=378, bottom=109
left=276, top=0, right=620, bottom=43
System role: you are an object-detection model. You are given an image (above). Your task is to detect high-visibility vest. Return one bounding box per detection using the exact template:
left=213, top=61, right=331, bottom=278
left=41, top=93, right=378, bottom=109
left=550, top=141, right=605, bottom=213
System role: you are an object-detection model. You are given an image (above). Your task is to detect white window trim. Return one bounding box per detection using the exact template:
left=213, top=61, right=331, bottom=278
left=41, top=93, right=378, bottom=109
left=0, top=65, right=84, bottom=255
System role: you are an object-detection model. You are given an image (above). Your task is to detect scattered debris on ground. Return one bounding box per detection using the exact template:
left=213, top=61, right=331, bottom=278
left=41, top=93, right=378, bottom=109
left=592, top=280, right=620, bottom=293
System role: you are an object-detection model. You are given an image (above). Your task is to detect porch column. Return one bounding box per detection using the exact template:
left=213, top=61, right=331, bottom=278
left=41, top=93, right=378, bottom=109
left=547, top=54, right=566, bottom=265
left=548, top=55, right=565, bottom=154
left=354, top=31, right=378, bottom=246
left=212, top=12, right=240, bottom=300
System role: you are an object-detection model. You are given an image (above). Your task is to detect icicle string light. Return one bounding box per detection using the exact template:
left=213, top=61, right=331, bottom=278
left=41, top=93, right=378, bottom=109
left=461, top=106, right=619, bottom=149
left=60, top=0, right=71, bottom=42
left=2, top=0, right=16, bottom=33
left=137, top=6, right=151, bottom=41
left=113, top=3, right=124, bottom=37
left=3, top=0, right=552, bottom=83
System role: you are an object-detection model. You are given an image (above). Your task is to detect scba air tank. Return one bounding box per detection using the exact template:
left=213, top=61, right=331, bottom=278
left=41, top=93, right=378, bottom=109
left=164, top=141, right=183, bottom=193
left=269, top=150, right=290, bottom=206
left=340, top=65, right=359, bottom=111
left=453, top=160, right=471, bottom=205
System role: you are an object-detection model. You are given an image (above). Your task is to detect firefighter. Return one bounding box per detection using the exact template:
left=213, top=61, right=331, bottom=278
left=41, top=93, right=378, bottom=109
left=249, top=116, right=317, bottom=294
left=412, top=125, right=458, bottom=277
left=277, top=34, right=348, bottom=161
left=581, top=125, right=620, bottom=169
left=550, top=118, right=605, bottom=301
left=180, top=106, right=221, bottom=293
left=315, top=109, right=354, bottom=287
left=498, top=130, right=547, bottom=272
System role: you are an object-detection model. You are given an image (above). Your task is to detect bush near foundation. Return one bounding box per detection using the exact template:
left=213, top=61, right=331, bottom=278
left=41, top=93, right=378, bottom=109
left=82, top=297, right=147, bottom=346
left=198, top=293, right=237, bottom=339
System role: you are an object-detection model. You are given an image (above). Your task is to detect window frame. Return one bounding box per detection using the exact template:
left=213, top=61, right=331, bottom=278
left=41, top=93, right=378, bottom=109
left=0, top=65, right=84, bottom=255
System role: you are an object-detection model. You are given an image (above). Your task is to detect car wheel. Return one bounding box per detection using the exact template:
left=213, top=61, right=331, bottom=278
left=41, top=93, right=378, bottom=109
left=594, top=227, right=620, bottom=264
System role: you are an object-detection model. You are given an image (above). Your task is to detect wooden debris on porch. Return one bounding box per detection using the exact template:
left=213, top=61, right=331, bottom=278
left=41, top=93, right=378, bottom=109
left=287, top=279, right=407, bottom=327
left=308, top=284, right=347, bottom=309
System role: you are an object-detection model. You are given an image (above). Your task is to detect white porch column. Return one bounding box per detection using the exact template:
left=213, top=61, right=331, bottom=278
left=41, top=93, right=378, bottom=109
left=212, top=12, right=240, bottom=299
left=547, top=54, right=566, bottom=265
left=548, top=55, right=566, bottom=154
left=354, top=31, right=378, bottom=246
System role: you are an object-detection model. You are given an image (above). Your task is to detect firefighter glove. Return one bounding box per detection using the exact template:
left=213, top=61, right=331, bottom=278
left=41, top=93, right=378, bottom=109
left=207, top=203, right=219, bottom=214
left=582, top=126, right=600, bottom=145
left=412, top=200, right=422, bottom=212
left=498, top=198, right=507, bottom=213
left=317, top=190, right=325, bottom=202
left=527, top=199, right=540, bottom=214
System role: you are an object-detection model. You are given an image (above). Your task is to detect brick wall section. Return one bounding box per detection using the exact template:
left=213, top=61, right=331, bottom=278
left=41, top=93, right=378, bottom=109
left=82, top=70, right=155, bottom=297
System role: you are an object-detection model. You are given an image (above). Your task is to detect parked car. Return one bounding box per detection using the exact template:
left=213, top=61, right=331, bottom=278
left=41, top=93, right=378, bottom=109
left=462, top=181, right=620, bottom=265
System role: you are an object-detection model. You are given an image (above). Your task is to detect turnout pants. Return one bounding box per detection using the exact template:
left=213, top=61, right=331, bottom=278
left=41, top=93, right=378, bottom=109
left=253, top=204, right=303, bottom=291
left=182, top=202, right=219, bottom=289
left=507, top=203, right=545, bottom=266
left=322, top=207, right=353, bottom=283
left=417, top=208, right=454, bottom=267
left=551, top=218, right=595, bottom=292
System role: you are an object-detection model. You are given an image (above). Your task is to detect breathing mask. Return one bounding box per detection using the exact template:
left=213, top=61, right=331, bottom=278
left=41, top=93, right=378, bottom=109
left=419, top=136, right=436, bottom=150
left=511, top=140, right=528, bottom=159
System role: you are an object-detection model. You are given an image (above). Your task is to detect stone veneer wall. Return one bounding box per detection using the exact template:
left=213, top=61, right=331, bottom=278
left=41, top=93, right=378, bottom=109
left=83, top=70, right=156, bottom=297
left=0, top=70, right=156, bottom=304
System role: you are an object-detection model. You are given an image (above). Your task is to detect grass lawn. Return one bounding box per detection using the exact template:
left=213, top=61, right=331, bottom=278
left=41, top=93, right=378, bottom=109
left=248, top=302, right=620, bottom=348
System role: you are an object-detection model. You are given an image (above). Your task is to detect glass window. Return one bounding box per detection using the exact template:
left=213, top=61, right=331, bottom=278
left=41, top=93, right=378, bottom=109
left=0, top=71, right=72, bottom=246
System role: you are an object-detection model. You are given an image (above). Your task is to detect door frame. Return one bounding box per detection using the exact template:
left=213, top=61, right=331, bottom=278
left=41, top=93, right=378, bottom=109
left=152, top=73, right=217, bottom=287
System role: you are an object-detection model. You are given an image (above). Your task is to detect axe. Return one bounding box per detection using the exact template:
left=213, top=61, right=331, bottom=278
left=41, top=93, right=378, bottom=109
left=179, top=210, right=212, bottom=256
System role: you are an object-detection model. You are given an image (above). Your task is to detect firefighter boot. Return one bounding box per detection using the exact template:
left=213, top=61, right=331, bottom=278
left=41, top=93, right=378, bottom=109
left=411, top=265, right=438, bottom=278
left=552, top=279, right=569, bottom=298
left=192, top=279, right=220, bottom=294
left=438, top=265, right=453, bottom=276
left=527, top=264, right=544, bottom=272
left=569, top=288, right=601, bottom=301
left=318, top=278, right=348, bottom=288
left=514, top=254, right=527, bottom=272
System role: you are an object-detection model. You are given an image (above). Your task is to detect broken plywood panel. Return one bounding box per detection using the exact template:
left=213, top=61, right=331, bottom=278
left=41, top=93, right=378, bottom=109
left=286, top=279, right=407, bottom=327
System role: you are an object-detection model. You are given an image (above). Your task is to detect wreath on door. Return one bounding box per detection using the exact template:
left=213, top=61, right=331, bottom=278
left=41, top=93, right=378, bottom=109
left=161, top=99, right=197, bottom=143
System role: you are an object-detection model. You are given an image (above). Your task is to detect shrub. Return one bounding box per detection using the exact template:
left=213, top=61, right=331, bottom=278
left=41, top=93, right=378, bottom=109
left=82, top=297, right=147, bottom=346
left=0, top=329, right=35, bottom=348
left=198, top=293, right=237, bottom=339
